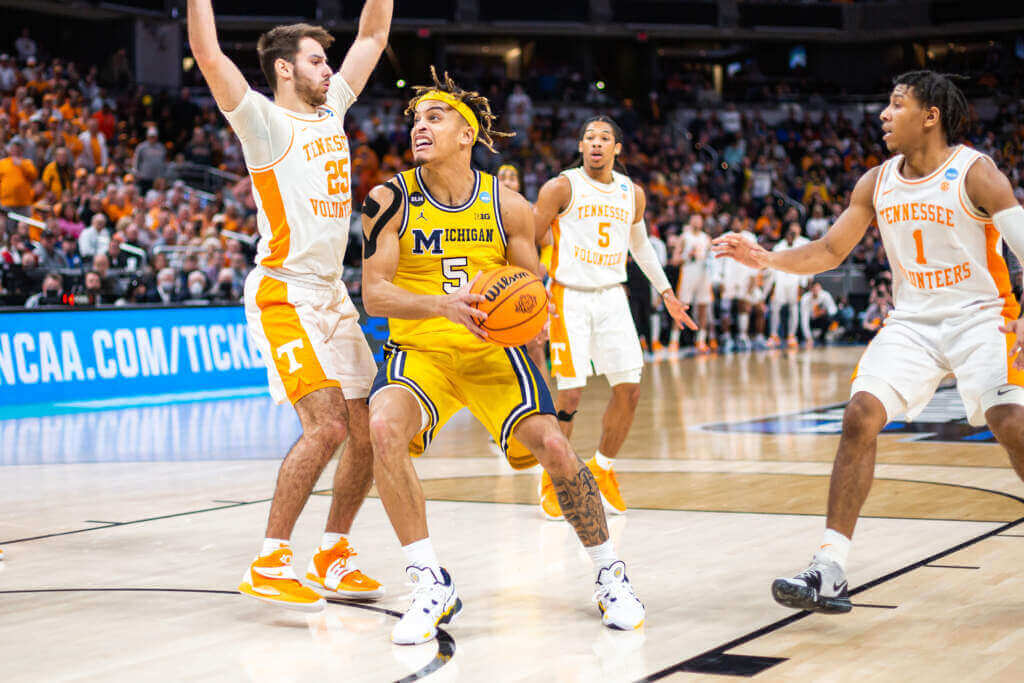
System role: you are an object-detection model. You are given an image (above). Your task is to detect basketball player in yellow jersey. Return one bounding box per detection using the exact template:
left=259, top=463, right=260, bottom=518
left=362, top=69, right=645, bottom=645
left=715, top=71, right=1024, bottom=615
left=534, top=116, right=696, bottom=520
left=189, top=0, right=391, bottom=611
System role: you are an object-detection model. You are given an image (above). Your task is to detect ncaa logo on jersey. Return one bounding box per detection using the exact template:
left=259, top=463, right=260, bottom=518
left=409, top=192, right=425, bottom=206
left=945, top=168, right=959, bottom=180
left=479, top=191, right=492, bottom=204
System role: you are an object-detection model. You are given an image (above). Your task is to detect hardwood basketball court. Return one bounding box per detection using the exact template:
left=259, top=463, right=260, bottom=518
left=3, top=346, right=1022, bottom=681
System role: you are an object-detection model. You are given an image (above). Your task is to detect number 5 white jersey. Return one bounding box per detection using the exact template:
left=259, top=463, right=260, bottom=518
left=550, top=167, right=636, bottom=289
left=873, top=145, right=1019, bottom=322
left=222, top=75, right=356, bottom=283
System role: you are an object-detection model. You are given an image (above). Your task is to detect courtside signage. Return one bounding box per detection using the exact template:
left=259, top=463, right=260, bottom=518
left=0, top=306, right=267, bottom=406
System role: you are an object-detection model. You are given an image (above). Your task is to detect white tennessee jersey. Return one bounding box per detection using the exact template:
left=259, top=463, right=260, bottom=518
left=771, top=235, right=811, bottom=288
left=680, top=230, right=713, bottom=271
left=873, top=145, right=1020, bottom=322
left=550, top=167, right=636, bottom=289
left=222, top=75, right=356, bottom=283
left=721, top=230, right=758, bottom=282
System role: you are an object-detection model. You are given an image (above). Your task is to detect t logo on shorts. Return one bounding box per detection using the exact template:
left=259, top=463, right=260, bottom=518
left=276, top=339, right=305, bottom=373
left=550, top=342, right=566, bottom=366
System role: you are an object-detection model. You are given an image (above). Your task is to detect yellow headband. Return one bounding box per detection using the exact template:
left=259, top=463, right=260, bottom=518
left=415, top=90, right=479, bottom=142
left=497, top=164, right=517, bottom=174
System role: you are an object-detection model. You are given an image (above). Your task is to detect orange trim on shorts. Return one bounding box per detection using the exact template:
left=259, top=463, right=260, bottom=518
left=252, top=169, right=291, bottom=269
left=254, top=277, right=339, bottom=404
left=548, top=282, right=576, bottom=378
left=985, top=224, right=1021, bottom=320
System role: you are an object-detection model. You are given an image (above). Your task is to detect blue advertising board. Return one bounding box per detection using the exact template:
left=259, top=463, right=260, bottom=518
left=0, top=304, right=391, bottom=411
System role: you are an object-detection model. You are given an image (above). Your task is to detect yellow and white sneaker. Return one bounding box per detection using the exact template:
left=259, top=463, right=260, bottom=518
left=594, top=561, right=645, bottom=630
left=305, top=538, right=384, bottom=600
left=392, top=566, right=462, bottom=645
left=239, top=547, right=325, bottom=612
left=539, top=469, right=564, bottom=521
left=587, top=457, right=627, bottom=515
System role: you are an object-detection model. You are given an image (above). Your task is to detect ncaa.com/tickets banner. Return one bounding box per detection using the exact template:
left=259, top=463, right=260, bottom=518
left=0, top=306, right=268, bottom=407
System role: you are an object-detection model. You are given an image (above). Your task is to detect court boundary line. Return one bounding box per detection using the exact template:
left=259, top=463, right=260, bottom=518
left=633, top=515, right=1024, bottom=681
left=0, top=587, right=454, bottom=683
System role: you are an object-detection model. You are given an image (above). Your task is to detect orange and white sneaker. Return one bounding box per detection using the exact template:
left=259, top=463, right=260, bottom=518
left=696, top=340, right=710, bottom=354
left=539, top=469, right=564, bottom=521
left=767, top=335, right=781, bottom=349
left=786, top=335, right=799, bottom=349
left=587, top=457, right=626, bottom=515
left=239, top=547, right=325, bottom=612
left=305, top=538, right=384, bottom=600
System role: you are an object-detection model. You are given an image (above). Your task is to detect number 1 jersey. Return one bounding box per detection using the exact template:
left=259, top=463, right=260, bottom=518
left=222, top=76, right=356, bottom=283
left=873, top=145, right=1019, bottom=323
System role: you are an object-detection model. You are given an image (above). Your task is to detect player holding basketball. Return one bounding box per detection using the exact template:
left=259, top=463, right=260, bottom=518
left=533, top=116, right=696, bottom=519
left=188, top=0, right=391, bottom=611
left=361, top=69, right=645, bottom=645
left=714, top=71, right=1024, bottom=614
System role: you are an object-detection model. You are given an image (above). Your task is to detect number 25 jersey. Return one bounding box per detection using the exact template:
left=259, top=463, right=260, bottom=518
left=222, top=77, right=356, bottom=283
left=389, top=167, right=508, bottom=350
left=873, top=145, right=1019, bottom=322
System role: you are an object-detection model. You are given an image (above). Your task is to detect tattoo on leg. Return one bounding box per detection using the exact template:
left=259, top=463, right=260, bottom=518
left=554, top=462, right=609, bottom=546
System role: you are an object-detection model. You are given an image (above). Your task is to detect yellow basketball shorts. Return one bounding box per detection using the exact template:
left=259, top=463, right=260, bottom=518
left=369, top=341, right=555, bottom=470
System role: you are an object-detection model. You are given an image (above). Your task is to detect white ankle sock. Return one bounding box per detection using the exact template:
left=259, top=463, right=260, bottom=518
left=321, top=532, right=345, bottom=550
left=594, top=451, right=613, bottom=470
left=261, top=537, right=290, bottom=557
left=697, top=329, right=707, bottom=345
left=402, top=538, right=442, bottom=574
left=586, top=540, right=619, bottom=575
left=738, top=313, right=750, bottom=336
left=817, top=528, right=851, bottom=569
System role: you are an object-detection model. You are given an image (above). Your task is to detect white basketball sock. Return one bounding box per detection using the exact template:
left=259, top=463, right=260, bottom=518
left=738, top=312, right=750, bottom=337
left=593, top=450, right=614, bottom=470
left=402, top=537, right=442, bottom=574
left=816, top=528, right=851, bottom=570
left=697, top=329, right=707, bottom=345
left=261, top=537, right=290, bottom=557
left=321, top=532, right=345, bottom=550
left=586, top=539, right=619, bottom=575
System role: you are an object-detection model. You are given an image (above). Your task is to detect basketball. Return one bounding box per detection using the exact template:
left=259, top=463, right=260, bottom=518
left=470, top=266, right=549, bottom=347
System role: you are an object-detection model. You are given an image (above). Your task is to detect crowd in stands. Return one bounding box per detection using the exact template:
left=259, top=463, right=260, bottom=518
left=2, top=26, right=1023, bottom=350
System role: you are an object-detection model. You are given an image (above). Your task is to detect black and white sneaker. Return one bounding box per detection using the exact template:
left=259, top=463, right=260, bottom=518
left=771, top=555, right=851, bottom=614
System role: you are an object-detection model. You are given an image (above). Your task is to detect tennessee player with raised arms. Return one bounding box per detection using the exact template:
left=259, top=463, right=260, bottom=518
left=188, top=0, right=391, bottom=611
left=714, top=71, right=1024, bottom=614
left=361, top=69, right=645, bottom=645
left=534, top=116, right=696, bottom=519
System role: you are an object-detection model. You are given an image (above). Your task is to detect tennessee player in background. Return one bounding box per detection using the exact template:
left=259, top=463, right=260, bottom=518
left=362, top=69, right=645, bottom=645
left=533, top=116, right=696, bottom=519
left=188, top=0, right=391, bottom=611
left=715, top=71, right=1024, bottom=615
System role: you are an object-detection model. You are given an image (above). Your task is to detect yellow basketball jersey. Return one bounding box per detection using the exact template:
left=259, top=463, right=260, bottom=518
left=389, top=167, right=508, bottom=350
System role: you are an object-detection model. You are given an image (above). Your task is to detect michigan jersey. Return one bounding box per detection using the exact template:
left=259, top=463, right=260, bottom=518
left=550, top=167, right=636, bottom=289
left=389, top=167, right=508, bottom=349
left=222, top=77, right=356, bottom=283
left=873, top=145, right=1020, bottom=322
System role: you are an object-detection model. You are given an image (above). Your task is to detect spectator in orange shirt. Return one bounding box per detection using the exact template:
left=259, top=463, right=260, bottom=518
left=0, top=140, right=38, bottom=214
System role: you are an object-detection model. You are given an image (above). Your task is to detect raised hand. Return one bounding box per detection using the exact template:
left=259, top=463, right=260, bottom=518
left=711, top=233, right=771, bottom=269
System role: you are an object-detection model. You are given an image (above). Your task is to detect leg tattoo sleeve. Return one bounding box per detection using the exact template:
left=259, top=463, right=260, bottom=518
left=553, top=461, right=609, bottom=547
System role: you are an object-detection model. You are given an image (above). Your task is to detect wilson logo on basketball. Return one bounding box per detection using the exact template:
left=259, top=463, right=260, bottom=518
left=514, top=294, right=538, bottom=314
left=484, top=271, right=530, bottom=301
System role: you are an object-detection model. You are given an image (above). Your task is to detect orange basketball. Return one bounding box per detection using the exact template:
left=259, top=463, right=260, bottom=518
left=471, top=265, right=549, bottom=347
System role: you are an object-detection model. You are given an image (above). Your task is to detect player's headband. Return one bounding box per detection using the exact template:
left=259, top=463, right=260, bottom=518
left=414, top=90, right=479, bottom=142
left=497, top=164, right=517, bottom=175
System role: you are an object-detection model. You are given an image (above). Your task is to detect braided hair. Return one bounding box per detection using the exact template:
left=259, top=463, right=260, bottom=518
left=405, top=66, right=514, bottom=153
left=568, top=115, right=629, bottom=174
left=892, top=71, right=970, bottom=143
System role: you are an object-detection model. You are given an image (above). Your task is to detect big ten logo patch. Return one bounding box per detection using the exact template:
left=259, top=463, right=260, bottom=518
left=409, top=192, right=425, bottom=206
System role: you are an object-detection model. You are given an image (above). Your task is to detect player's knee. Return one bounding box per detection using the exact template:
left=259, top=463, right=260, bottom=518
left=538, top=431, right=574, bottom=475
left=614, top=383, right=641, bottom=409
left=842, top=393, right=886, bottom=440
left=986, top=404, right=1024, bottom=445
left=311, top=416, right=348, bottom=450
left=557, top=390, right=582, bottom=413
left=368, top=413, right=404, bottom=456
